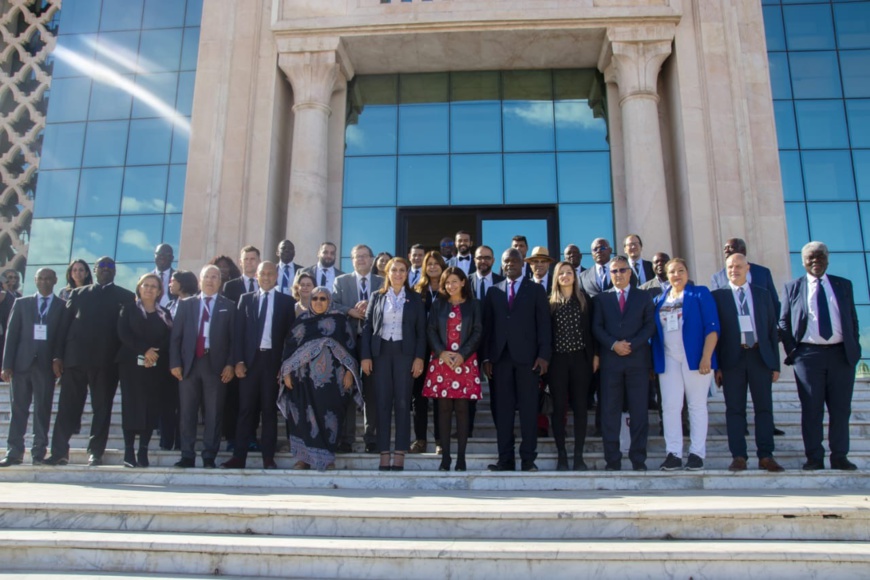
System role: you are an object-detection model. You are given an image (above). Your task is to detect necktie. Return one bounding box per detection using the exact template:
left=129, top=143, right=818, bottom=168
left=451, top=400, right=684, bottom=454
left=258, top=292, right=269, bottom=345
left=281, top=265, right=290, bottom=293
left=410, top=270, right=418, bottom=286
left=321, top=269, right=327, bottom=287
left=479, top=278, right=486, bottom=299
left=816, top=279, right=833, bottom=340
left=508, top=280, right=516, bottom=308
left=633, top=262, right=641, bottom=278
left=195, top=297, right=212, bottom=358
left=738, top=287, right=756, bottom=347
left=458, top=256, right=470, bottom=262
left=599, top=266, right=606, bottom=290
left=360, top=277, right=368, bottom=300
left=618, top=290, right=626, bottom=313
left=248, top=278, right=255, bottom=293
left=39, top=296, right=48, bottom=323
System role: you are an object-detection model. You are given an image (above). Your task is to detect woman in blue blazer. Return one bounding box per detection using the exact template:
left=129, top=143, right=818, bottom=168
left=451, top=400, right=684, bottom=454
left=652, top=258, right=719, bottom=471
left=361, top=257, right=426, bottom=471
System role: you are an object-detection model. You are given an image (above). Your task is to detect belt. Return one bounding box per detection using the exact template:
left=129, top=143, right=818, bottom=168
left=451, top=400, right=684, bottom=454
left=799, top=342, right=844, bottom=349
left=740, top=344, right=758, bottom=350
left=259, top=347, right=272, bottom=352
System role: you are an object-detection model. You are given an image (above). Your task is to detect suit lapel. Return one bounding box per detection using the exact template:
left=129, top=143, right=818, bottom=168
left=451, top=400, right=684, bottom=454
left=796, top=277, right=809, bottom=342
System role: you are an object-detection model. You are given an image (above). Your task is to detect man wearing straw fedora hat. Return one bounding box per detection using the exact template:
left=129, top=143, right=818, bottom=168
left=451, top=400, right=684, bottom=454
left=526, top=247, right=556, bottom=294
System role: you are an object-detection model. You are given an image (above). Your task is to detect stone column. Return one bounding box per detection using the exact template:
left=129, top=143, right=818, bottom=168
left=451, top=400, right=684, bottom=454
left=601, top=27, right=675, bottom=255
left=278, top=50, right=350, bottom=264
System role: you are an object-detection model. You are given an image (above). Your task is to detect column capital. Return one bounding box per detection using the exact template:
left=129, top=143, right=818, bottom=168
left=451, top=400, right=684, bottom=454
left=599, top=26, right=675, bottom=105
left=278, top=48, right=352, bottom=112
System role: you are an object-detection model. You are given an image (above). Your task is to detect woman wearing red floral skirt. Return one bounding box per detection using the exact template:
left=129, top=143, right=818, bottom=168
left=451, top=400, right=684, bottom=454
left=423, top=267, right=483, bottom=471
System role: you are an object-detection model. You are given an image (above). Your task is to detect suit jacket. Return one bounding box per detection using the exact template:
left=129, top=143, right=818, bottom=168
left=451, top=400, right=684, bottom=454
left=427, top=298, right=483, bottom=360
left=592, top=287, right=655, bottom=370
left=152, top=267, right=176, bottom=306
left=170, top=294, right=236, bottom=378
left=361, top=289, right=426, bottom=360
left=468, top=272, right=504, bottom=300
left=447, top=255, right=476, bottom=275
left=222, top=276, right=258, bottom=306
left=277, top=262, right=304, bottom=294
left=639, top=276, right=667, bottom=298
left=651, top=284, right=720, bottom=373
left=332, top=272, right=384, bottom=335
left=579, top=265, right=612, bottom=297
left=629, top=259, right=656, bottom=286
left=54, top=283, right=135, bottom=368
left=711, top=262, right=780, bottom=315
left=482, top=277, right=552, bottom=365
left=2, top=294, right=64, bottom=372
left=233, top=290, right=295, bottom=368
left=713, top=285, right=780, bottom=372
left=301, top=264, right=345, bottom=288
left=778, top=274, right=860, bottom=367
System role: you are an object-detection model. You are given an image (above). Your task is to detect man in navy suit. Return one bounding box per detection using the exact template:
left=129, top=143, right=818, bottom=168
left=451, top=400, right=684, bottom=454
left=579, top=238, right=613, bottom=297
left=221, top=262, right=294, bottom=470
left=483, top=248, right=551, bottom=472
left=468, top=245, right=503, bottom=432
left=710, top=238, right=781, bottom=315
left=713, top=253, right=784, bottom=472
left=276, top=240, right=304, bottom=296
left=592, top=256, right=656, bottom=471
left=779, top=242, right=861, bottom=471
left=447, top=230, right=476, bottom=276
left=623, top=234, right=656, bottom=286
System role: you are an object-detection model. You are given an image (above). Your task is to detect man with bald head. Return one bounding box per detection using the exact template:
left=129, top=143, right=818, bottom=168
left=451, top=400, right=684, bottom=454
left=152, top=244, right=175, bottom=308
left=711, top=237, right=780, bottom=315
left=579, top=238, right=613, bottom=297
left=170, top=265, right=237, bottom=468
left=563, top=244, right=585, bottom=275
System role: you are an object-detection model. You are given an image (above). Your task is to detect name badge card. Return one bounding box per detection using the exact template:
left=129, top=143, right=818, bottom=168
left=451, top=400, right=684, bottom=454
left=666, top=313, right=679, bottom=332
left=34, top=324, right=47, bottom=341
left=738, top=315, right=753, bottom=333
left=202, top=321, right=210, bottom=339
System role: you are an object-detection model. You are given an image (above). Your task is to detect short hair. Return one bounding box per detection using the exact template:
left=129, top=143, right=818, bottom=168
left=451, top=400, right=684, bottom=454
left=136, top=273, right=164, bottom=302
left=475, top=245, right=494, bottom=256
left=319, top=242, right=337, bottom=252
left=409, top=243, right=425, bottom=253
left=608, top=255, right=630, bottom=267
left=665, top=257, right=689, bottom=273
left=65, top=259, right=94, bottom=289
left=802, top=241, right=829, bottom=259
left=512, top=235, right=528, bottom=245
left=200, top=264, right=222, bottom=279
left=438, top=267, right=472, bottom=301
left=240, top=245, right=260, bottom=258
left=351, top=244, right=373, bottom=258
left=624, top=234, right=643, bottom=247
left=171, top=270, right=199, bottom=296
left=455, top=230, right=472, bottom=239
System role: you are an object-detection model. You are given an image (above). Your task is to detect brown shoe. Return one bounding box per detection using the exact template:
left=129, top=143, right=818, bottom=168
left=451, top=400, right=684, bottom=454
left=292, top=460, right=310, bottom=470
left=409, top=439, right=427, bottom=454
left=759, top=457, right=785, bottom=473
left=728, top=457, right=747, bottom=472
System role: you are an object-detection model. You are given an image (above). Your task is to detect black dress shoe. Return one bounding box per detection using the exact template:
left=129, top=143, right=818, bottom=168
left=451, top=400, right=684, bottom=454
left=364, top=443, right=377, bottom=454
left=88, top=454, right=103, bottom=467
left=573, top=459, right=589, bottom=471
left=831, top=457, right=858, bottom=471
left=0, top=457, right=22, bottom=467
left=137, top=448, right=149, bottom=468
left=773, top=427, right=785, bottom=436
left=632, top=462, right=648, bottom=472
left=438, top=457, right=451, bottom=471
left=605, top=461, right=621, bottom=471
left=556, top=451, right=569, bottom=471
left=336, top=442, right=353, bottom=454
left=203, top=459, right=217, bottom=469
left=43, top=455, right=68, bottom=466
left=487, top=462, right=515, bottom=472
left=123, top=449, right=137, bottom=468
left=802, top=460, right=825, bottom=471
left=378, top=465, right=391, bottom=472
left=455, top=458, right=466, bottom=472
left=262, top=458, right=278, bottom=470
left=521, top=461, right=538, bottom=472
left=31, top=457, right=45, bottom=466
left=220, top=457, right=246, bottom=469
left=174, top=458, right=195, bottom=468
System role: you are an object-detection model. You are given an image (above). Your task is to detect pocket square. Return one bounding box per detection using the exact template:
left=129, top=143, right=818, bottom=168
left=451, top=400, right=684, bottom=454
left=219, top=309, right=228, bottom=312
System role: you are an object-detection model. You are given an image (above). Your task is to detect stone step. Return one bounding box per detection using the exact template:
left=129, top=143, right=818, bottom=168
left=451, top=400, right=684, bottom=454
left=0, top=529, right=867, bottom=578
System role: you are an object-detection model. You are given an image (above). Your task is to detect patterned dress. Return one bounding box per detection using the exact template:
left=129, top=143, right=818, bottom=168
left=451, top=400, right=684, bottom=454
left=422, top=304, right=481, bottom=399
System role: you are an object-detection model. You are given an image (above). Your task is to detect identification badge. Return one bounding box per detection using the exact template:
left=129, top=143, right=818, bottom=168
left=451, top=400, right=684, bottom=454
left=202, top=320, right=210, bottom=339
left=34, top=324, right=47, bottom=340
left=738, top=315, right=753, bottom=333
left=666, top=313, right=679, bottom=332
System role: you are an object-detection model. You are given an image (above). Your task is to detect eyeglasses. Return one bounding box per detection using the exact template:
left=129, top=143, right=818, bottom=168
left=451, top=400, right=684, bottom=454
left=592, top=246, right=610, bottom=252
left=610, top=267, right=630, bottom=274
left=474, top=256, right=493, bottom=261
left=311, top=296, right=329, bottom=302
left=96, top=261, right=115, bottom=269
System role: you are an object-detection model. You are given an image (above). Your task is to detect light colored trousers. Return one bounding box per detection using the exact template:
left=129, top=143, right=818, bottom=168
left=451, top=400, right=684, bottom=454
left=659, top=354, right=710, bottom=458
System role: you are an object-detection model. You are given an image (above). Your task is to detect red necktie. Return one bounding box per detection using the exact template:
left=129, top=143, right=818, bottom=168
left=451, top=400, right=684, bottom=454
left=618, top=290, right=626, bottom=313
left=195, top=296, right=212, bottom=358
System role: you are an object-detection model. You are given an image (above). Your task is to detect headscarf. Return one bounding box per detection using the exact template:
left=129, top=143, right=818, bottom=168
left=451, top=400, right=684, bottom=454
left=302, top=286, right=334, bottom=319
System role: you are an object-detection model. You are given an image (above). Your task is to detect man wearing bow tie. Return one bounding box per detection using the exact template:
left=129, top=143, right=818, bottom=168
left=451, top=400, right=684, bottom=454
left=448, top=231, right=476, bottom=276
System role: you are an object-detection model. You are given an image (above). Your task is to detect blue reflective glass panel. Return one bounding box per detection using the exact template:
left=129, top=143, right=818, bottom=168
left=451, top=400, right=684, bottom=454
left=114, top=263, right=153, bottom=293
left=342, top=208, right=397, bottom=257
left=131, top=72, right=178, bottom=119
left=181, top=27, right=200, bottom=71
left=504, top=154, right=557, bottom=204
left=789, top=52, right=842, bottom=99
left=783, top=4, right=836, bottom=50
left=33, top=170, right=79, bottom=218
left=557, top=152, right=612, bottom=203
left=171, top=126, right=189, bottom=164
left=83, top=120, right=129, bottom=168
left=398, top=104, right=448, bottom=154
left=72, top=216, right=118, bottom=262
left=397, top=156, right=448, bottom=206
left=95, top=31, right=141, bottom=75
left=58, top=0, right=101, bottom=34
left=801, top=150, right=856, bottom=200
left=763, top=6, right=786, bottom=51
left=450, top=103, right=502, bottom=153
left=28, top=218, right=74, bottom=264
left=77, top=167, right=123, bottom=216
left=163, top=213, right=182, bottom=252
left=503, top=101, right=555, bottom=152
left=51, top=34, right=97, bottom=79
left=481, top=219, right=549, bottom=257
left=116, top=215, right=163, bottom=262
left=99, top=0, right=143, bottom=31
left=40, top=123, right=86, bottom=170
left=176, top=71, right=195, bottom=116
left=794, top=100, right=849, bottom=148
left=830, top=253, right=870, bottom=303
left=343, top=157, right=396, bottom=207
left=558, top=204, right=614, bottom=252
left=767, top=53, right=792, bottom=99
left=846, top=100, right=870, bottom=147
left=89, top=76, right=134, bottom=120
left=450, top=154, right=503, bottom=205
left=784, top=202, right=810, bottom=251
left=186, top=0, right=204, bottom=27
left=126, top=119, right=173, bottom=166
left=142, top=0, right=186, bottom=29
left=840, top=51, right=870, bottom=98
left=346, top=106, right=397, bottom=156
left=555, top=101, right=609, bottom=151
left=121, top=166, right=168, bottom=214
left=166, top=165, right=186, bottom=213
left=807, top=202, right=863, bottom=251
left=834, top=2, right=870, bottom=49
left=855, top=150, right=870, bottom=200
left=860, top=202, right=870, bottom=249
left=138, top=28, right=183, bottom=73
left=789, top=252, right=804, bottom=280
left=46, top=77, right=91, bottom=123
left=773, top=100, right=798, bottom=149
left=780, top=150, right=806, bottom=201
left=856, top=305, right=870, bottom=355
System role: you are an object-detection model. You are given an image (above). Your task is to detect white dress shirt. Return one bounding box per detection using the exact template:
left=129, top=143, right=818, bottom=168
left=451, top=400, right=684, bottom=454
left=476, top=273, right=494, bottom=299
left=154, top=268, right=172, bottom=307
left=454, top=254, right=473, bottom=275
left=278, top=262, right=296, bottom=295
left=259, top=287, right=275, bottom=349
left=316, top=264, right=338, bottom=290
left=629, top=259, right=647, bottom=284
left=199, top=293, right=217, bottom=349
left=242, top=274, right=259, bottom=294
left=804, top=273, right=843, bottom=344
left=355, top=272, right=373, bottom=300
left=35, top=292, right=54, bottom=323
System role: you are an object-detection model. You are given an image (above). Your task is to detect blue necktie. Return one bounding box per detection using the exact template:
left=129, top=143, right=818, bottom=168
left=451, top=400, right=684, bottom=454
left=816, top=279, right=833, bottom=340
left=257, top=292, right=269, bottom=344
left=39, top=297, right=48, bottom=324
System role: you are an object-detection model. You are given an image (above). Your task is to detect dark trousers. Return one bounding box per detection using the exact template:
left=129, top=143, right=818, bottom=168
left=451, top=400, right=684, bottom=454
left=793, top=344, right=854, bottom=463
left=600, top=364, right=649, bottom=466
left=7, top=365, right=56, bottom=460
left=722, top=347, right=775, bottom=460
left=233, top=350, right=280, bottom=461
left=50, top=364, right=118, bottom=458
left=412, top=372, right=440, bottom=442
left=549, top=351, right=592, bottom=460
left=222, top=377, right=240, bottom=446
left=179, top=355, right=226, bottom=460
left=342, top=340, right=377, bottom=446
left=493, top=355, right=540, bottom=465
left=158, top=377, right=180, bottom=450
left=374, top=340, right=413, bottom=453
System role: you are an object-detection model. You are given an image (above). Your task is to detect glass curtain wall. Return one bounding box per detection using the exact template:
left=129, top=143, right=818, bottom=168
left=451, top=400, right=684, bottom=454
left=340, top=69, right=612, bottom=270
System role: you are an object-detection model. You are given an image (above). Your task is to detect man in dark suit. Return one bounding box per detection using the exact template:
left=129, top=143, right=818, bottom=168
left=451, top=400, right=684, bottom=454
left=447, top=230, right=476, bottom=276
left=302, top=242, right=344, bottom=291
left=469, top=245, right=504, bottom=301
left=276, top=239, right=304, bottom=296
left=579, top=238, right=613, bottom=297
left=499, top=235, right=534, bottom=280
left=564, top=244, right=585, bottom=275
left=408, top=244, right=425, bottom=288
left=0, top=268, right=63, bottom=466
left=779, top=242, right=861, bottom=471
left=170, top=264, right=236, bottom=468
left=710, top=238, right=781, bottom=315
left=221, top=262, right=294, bottom=469
left=332, top=244, right=383, bottom=453
left=483, top=248, right=551, bottom=472
left=527, top=246, right=555, bottom=294
left=713, top=253, right=784, bottom=472
left=45, top=257, right=135, bottom=466
left=152, top=243, right=176, bottom=308
left=623, top=234, right=656, bottom=286
left=223, top=245, right=261, bottom=305
left=639, top=252, right=671, bottom=298
left=592, top=256, right=656, bottom=471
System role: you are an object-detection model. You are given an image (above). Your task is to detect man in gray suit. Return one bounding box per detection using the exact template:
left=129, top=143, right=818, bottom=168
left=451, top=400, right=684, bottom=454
left=170, top=265, right=236, bottom=468
left=0, top=268, right=63, bottom=466
left=333, top=244, right=383, bottom=453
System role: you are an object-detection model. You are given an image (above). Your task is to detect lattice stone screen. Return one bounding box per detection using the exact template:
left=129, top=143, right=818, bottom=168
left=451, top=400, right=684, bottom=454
left=0, top=0, right=60, bottom=275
